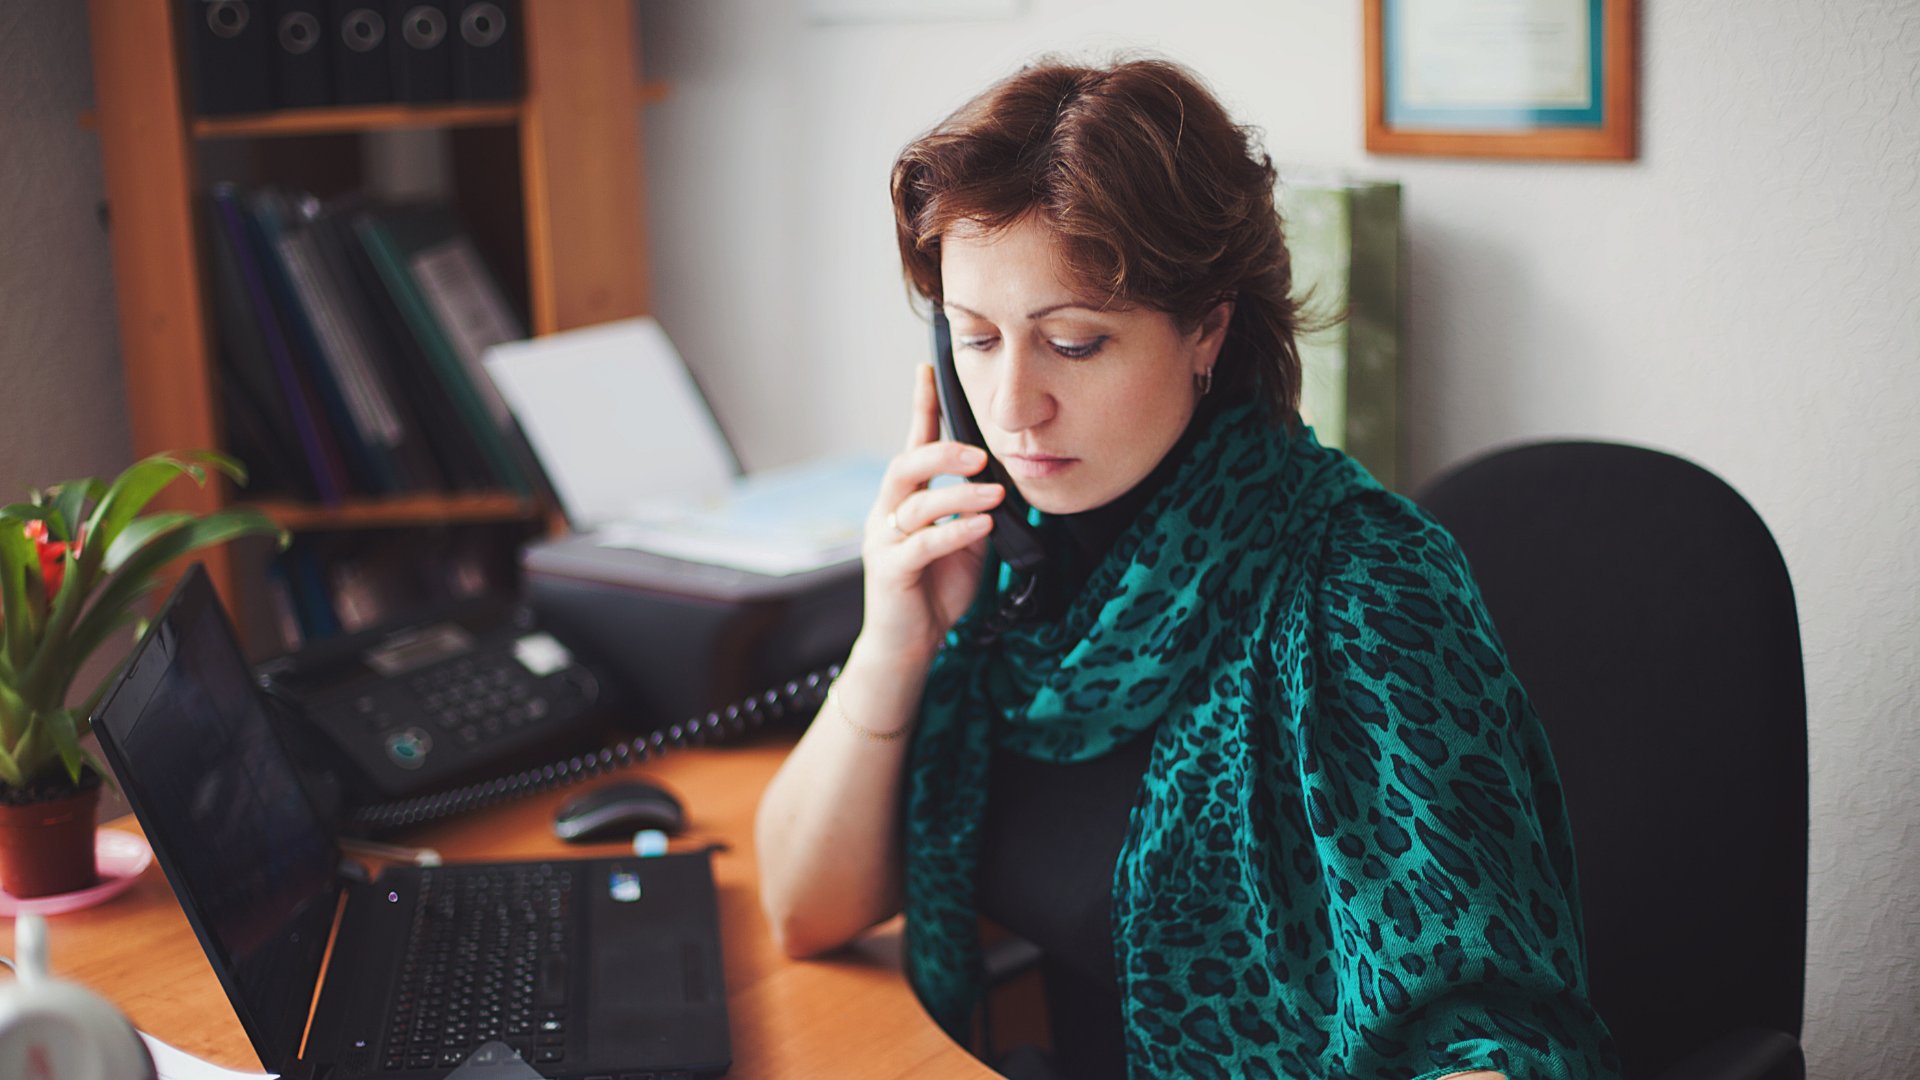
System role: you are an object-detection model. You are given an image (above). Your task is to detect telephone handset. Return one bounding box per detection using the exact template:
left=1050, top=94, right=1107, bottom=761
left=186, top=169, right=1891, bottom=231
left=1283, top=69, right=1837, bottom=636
left=932, top=309, right=1047, bottom=618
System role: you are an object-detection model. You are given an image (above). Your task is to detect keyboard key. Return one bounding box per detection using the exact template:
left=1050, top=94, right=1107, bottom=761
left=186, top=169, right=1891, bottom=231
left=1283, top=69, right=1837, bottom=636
left=383, top=866, right=578, bottom=1068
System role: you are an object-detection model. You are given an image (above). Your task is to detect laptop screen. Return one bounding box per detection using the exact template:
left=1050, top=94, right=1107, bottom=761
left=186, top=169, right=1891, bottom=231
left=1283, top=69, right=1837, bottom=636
left=92, top=565, right=340, bottom=1070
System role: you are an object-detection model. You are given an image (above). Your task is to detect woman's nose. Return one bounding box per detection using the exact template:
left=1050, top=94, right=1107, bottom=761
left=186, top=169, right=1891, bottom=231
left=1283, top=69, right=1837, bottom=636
left=988, top=342, right=1055, bottom=433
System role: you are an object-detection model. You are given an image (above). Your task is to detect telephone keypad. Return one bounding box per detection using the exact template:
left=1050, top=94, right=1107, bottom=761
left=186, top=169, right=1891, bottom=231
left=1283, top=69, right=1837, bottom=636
left=257, top=602, right=609, bottom=805
left=304, top=643, right=597, bottom=799
left=394, top=661, right=582, bottom=763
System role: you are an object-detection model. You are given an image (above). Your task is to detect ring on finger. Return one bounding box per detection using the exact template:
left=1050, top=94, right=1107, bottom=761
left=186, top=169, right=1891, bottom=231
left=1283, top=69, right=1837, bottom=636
left=887, top=510, right=911, bottom=540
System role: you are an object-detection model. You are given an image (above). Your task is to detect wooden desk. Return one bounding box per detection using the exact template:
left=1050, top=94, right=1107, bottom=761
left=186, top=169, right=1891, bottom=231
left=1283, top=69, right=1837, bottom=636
left=34, top=737, right=994, bottom=1079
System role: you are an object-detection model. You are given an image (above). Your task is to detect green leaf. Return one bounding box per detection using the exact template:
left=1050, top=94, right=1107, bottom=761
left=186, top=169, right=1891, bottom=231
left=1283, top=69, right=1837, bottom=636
left=12, top=452, right=270, bottom=720
left=50, top=585, right=157, bottom=714
left=42, top=707, right=84, bottom=785
left=0, top=738, right=23, bottom=790
left=103, top=511, right=194, bottom=573
left=62, top=607, right=148, bottom=727
left=51, top=478, right=106, bottom=545
left=0, top=520, right=39, bottom=672
left=75, top=653, right=132, bottom=740
left=197, top=449, right=250, bottom=487
left=0, top=503, right=56, bottom=533
left=81, top=747, right=116, bottom=795
left=0, top=678, right=23, bottom=746
left=7, top=724, right=44, bottom=786
left=85, top=455, right=206, bottom=561
left=55, top=509, right=282, bottom=696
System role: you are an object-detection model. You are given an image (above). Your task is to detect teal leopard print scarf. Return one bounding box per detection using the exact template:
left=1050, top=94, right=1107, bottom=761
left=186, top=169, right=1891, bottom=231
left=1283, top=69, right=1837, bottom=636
left=903, top=402, right=1619, bottom=1079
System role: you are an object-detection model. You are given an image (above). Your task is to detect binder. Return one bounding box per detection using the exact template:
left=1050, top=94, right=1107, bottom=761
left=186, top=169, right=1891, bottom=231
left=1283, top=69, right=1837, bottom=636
left=208, top=185, right=350, bottom=503
left=267, top=0, right=330, bottom=108
left=449, top=0, right=518, bottom=101
left=329, top=1, right=394, bottom=104
left=214, top=349, right=314, bottom=501
left=388, top=1, right=454, bottom=102
left=355, top=207, right=531, bottom=495
left=206, top=200, right=314, bottom=500
left=187, top=0, right=274, bottom=115
left=317, top=201, right=496, bottom=492
left=301, top=201, right=453, bottom=493
left=277, top=210, right=445, bottom=494
left=1281, top=177, right=1405, bottom=490
left=247, top=190, right=397, bottom=495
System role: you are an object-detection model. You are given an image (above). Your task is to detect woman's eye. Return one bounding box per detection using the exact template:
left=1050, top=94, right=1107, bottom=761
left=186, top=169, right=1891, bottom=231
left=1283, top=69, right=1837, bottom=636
left=1050, top=337, right=1107, bottom=359
left=957, top=335, right=998, bottom=352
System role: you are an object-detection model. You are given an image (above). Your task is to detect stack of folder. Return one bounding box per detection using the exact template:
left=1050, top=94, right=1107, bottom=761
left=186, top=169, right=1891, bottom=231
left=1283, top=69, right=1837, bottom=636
left=186, top=0, right=522, bottom=115
left=205, top=183, right=540, bottom=505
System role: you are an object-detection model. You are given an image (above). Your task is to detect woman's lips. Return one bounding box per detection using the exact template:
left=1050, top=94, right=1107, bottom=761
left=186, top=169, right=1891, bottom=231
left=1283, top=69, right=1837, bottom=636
left=1002, top=453, right=1078, bottom=479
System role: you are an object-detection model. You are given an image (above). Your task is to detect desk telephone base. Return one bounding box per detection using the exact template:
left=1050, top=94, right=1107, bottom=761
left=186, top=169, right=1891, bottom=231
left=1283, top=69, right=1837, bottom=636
left=254, top=593, right=839, bottom=834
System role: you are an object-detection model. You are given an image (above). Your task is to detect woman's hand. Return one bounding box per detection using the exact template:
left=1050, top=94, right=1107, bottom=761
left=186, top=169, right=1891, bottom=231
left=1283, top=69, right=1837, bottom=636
left=857, top=363, right=1004, bottom=667
left=755, top=364, right=1001, bottom=955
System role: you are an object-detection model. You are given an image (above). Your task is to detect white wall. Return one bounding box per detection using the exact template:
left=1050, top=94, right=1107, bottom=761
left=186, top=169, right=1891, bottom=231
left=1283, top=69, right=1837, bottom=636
left=637, top=1, right=1920, bottom=1075
left=0, top=0, right=133, bottom=741
left=0, top=0, right=129, bottom=495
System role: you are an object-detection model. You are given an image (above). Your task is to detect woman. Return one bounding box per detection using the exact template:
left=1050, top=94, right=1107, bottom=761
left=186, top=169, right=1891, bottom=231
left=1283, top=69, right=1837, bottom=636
left=756, top=56, right=1619, bottom=1080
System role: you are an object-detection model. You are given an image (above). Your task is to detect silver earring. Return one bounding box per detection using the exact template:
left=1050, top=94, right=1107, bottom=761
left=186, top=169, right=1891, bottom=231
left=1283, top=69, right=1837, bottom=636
left=1195, top=368, right=1214, bottom=396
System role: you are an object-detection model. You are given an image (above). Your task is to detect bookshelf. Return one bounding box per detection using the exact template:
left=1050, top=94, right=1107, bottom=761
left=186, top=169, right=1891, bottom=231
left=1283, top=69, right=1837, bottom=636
left=85, top=1, right=655, bottom=652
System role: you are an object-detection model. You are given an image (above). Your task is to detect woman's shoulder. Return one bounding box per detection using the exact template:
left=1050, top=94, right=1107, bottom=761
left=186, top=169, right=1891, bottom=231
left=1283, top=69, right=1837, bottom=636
left=1302, top=481, right=1511, bottom=682
left=1305, top=472, right=1497, bottom=626
left=1257, top=421, right=1461, bottom=577
left=1316, top=483, right=1472, bottom=591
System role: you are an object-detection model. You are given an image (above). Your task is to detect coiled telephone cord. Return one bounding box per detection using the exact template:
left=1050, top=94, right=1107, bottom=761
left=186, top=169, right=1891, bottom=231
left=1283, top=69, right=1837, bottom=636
left=349, top=664, right=841, bottom=834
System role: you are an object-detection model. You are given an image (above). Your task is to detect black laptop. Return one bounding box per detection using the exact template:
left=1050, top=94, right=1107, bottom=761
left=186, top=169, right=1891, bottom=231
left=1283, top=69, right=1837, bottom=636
left=92, top=566, right=731, bottom=1080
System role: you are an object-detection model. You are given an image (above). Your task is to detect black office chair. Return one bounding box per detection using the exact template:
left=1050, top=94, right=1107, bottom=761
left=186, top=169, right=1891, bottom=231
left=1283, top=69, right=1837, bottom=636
left=1415, top=441, right=1807, bottom=1080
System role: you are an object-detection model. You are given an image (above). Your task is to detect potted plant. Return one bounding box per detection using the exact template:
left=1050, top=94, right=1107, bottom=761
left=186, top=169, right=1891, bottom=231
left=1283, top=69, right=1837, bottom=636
left=0, top=451, right=282, bottom=898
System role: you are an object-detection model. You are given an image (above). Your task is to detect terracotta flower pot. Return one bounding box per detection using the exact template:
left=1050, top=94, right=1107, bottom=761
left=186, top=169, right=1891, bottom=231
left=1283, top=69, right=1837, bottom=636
left=0, top=781, right=101, bottom=898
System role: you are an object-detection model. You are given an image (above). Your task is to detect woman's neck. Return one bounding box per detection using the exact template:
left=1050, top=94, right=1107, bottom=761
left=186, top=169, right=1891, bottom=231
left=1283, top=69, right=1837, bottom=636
left=1035, top=395, right=1221, bottom=617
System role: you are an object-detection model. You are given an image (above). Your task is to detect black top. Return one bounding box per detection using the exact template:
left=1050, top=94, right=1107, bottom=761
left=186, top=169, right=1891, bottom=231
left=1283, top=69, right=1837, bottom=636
left=979, top=730, right=1154, bottom=1077
left=975, top=400, right=1216, bottom=1077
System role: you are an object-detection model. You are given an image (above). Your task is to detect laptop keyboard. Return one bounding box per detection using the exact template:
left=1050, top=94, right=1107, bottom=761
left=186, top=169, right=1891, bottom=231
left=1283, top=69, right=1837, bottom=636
left=382, top=864, right=578, bottom=1071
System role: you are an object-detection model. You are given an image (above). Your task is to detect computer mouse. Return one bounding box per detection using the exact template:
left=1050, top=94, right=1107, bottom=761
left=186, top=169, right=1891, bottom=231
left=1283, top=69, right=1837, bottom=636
left=553, top=779, right=686, bottom=842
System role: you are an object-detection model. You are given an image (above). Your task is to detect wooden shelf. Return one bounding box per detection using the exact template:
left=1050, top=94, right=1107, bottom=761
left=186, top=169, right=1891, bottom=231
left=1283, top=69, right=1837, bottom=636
left=88, top=0, right=650, bottom=648
left=191, top=102, right=523, bottom=140
left=82, top=84, right=664, bottom=135
left=244, top=493, right=544, bottom=533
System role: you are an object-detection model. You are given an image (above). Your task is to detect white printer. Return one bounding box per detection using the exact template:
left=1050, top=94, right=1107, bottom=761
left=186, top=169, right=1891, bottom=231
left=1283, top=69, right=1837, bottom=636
left=486, top=318, right=880, bottom=730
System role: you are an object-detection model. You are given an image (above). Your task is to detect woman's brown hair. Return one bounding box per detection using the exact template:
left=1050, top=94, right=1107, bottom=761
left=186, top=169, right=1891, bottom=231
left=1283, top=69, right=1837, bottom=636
left=891, top=56, right=1305, bottom=423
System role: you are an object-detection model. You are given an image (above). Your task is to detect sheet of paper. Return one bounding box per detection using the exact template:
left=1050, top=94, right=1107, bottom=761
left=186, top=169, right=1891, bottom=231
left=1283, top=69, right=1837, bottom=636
left=140, top=1032, right=277, bottom=1080
left=1398, top=0, right=1593, bottom=110
left=598, top=455, right=887, bottom=576
left=483, top=317, right=737, bottom=530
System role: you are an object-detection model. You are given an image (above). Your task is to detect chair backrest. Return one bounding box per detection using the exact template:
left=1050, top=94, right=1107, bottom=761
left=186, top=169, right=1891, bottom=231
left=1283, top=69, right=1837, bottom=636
left=1415, top=441, right=1807, bottom=1077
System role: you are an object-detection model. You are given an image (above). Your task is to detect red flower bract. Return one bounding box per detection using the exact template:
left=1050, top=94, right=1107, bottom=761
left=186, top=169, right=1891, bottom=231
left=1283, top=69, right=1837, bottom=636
left=20, top=520, right=80, bottom=604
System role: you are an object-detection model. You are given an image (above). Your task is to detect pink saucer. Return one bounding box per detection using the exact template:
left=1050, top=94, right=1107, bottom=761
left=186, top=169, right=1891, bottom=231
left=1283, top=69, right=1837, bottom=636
left=0, top=829, right=152, bottom=916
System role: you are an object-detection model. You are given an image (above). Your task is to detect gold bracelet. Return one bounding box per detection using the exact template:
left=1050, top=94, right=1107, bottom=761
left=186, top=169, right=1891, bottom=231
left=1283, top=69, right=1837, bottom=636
left=828, top=686, right=909, bottom=742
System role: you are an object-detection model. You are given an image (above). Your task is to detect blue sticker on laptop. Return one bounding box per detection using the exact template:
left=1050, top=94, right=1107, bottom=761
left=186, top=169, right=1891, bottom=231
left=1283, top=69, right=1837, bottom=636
left=609, top=869, right=642, bottom=903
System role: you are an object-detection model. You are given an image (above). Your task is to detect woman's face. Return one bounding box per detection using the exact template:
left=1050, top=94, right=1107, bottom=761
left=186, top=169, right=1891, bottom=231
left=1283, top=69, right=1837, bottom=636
left=940, top=216, right=1230, bottom=515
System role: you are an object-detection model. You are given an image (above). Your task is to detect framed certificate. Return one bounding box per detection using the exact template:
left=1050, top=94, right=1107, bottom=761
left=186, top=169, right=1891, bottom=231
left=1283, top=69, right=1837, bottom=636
left=1364, top=0, right=1637, bottom=160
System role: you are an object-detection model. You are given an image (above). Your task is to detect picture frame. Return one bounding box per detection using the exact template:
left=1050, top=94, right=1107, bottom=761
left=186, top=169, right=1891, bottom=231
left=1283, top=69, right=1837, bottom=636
left=1364, top=0, right=1637, bottom=161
